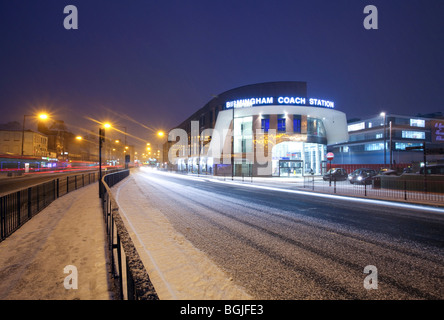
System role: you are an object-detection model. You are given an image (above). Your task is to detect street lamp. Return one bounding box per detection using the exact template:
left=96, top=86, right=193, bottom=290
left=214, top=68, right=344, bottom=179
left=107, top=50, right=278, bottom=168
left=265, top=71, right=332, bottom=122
left=99, top=122, right=110, bottom=198
left=22, top=112, right=49, bottom=156
left=380, top=112, right=386, bottom=166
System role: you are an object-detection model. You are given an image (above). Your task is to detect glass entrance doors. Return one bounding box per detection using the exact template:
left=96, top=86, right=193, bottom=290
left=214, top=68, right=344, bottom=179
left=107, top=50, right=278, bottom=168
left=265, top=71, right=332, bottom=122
left=279, top=160, right=303, bottom=177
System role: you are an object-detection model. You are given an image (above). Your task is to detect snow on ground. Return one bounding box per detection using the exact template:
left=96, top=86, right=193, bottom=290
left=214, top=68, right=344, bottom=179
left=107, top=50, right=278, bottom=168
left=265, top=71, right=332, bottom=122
left=0, top=183, right=113, bottom=300
left=113, top=174, right=252, bottom=300
left=0, top=172, right=251, bottom=300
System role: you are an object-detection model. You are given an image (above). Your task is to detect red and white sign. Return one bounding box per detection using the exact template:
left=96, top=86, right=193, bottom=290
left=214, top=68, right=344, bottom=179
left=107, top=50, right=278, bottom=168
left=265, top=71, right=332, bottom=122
left=326, top=152, right=334, bottom=161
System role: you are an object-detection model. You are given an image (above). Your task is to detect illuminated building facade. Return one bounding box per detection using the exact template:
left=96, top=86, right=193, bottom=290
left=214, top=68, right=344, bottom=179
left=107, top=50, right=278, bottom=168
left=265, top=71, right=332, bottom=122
left=329, top=112, right=444, bottom=168
left=166, top=81, right=348, bottom=177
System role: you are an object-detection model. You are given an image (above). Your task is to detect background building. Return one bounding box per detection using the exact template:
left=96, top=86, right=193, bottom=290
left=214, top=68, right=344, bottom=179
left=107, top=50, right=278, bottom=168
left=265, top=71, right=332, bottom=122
left=329, top=112, right=444, bottom=171
left=0, top=122, right=48, bottom=157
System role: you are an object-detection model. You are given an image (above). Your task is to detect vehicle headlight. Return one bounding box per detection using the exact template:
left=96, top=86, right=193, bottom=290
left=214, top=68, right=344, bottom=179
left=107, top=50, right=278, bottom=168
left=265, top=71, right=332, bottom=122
left=357, top=176, right=362, bottom=181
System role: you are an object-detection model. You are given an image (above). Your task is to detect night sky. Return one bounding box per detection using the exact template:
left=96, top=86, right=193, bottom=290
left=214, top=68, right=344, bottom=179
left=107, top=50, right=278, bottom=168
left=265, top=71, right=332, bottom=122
left=1, top=0, right=443, bottom=149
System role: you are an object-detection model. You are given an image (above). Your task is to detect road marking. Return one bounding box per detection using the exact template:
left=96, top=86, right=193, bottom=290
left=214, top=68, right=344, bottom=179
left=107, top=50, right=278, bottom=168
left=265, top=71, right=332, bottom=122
left=142, top=169, right=444, bottom=215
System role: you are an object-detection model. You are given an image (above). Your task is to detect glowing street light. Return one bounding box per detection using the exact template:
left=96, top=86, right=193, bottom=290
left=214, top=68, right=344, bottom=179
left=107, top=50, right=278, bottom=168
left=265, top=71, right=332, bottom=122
left=75, top=136, right=82, bottom=141
left=157, top=131, right=164, bottom=137
left=38, top=113, right=49, bottom=120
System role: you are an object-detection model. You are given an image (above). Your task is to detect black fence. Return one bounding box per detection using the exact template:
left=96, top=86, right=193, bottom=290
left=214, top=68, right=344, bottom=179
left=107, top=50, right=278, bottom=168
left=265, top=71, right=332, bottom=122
left=303, top=175, right=444, bottom=204
left=101, top=169, right=159, bottom=300
left=0, top=171, right=100, bottom=242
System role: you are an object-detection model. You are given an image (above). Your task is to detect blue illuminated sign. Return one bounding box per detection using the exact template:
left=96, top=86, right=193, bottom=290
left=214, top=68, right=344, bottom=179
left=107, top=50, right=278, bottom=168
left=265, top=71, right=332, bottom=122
left=225, top=96, right=334, bottom=109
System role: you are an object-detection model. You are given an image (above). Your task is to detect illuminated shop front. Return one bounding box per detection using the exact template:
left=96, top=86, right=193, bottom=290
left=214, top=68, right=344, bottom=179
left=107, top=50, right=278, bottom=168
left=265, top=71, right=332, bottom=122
left=166, top=81, right=349, bottom=177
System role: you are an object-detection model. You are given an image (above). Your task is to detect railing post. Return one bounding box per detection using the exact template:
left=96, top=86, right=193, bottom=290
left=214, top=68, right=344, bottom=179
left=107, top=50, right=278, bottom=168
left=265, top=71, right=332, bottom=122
left=116, top=234, right=123, bottom=299
left=0, top=197, right=4, bottom=240
left=28, top=187, right=32, bottom=219
left=17, top=191, right=21, bottom=227
left=36, top=185, right=40, bottom=212
left=404, top=180, right=407, bottom=201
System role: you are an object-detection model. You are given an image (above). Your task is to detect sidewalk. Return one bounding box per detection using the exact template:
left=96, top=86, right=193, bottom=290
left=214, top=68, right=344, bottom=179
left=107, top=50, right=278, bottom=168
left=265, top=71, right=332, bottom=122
left=0, top=183, right=114, bottom=300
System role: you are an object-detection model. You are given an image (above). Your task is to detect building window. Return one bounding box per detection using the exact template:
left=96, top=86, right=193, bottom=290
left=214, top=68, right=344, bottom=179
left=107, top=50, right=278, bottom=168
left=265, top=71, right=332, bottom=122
left=402, top=131, right=425, bottom=139
left=293, top=115, right=301, bottom=133
left=410, top=119, right=425, bottom=127
left=348, top=122, right=365, bottom=132
left=395, top=142, right=423, bottom=150
left=307, top=118, right=326, bottom=137
left=376, top=133, right=383, bottom=139
left=261, top=118, right=270, bottom=132
left=365, top=143, right=385, bottom=151
left=277, top=117, right=286, bottom=133
left=234, top=116, right=253, bottom=153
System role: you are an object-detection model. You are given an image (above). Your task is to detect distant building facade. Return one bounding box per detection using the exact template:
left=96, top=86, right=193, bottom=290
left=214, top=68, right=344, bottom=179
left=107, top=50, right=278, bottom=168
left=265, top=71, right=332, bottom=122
left=328, top=112, right=444, bottom=168
left=0, top=128, right=48, bottom=157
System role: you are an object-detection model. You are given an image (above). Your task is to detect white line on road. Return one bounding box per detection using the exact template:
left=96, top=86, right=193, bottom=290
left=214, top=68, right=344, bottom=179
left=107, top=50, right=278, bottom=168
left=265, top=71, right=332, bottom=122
left=143, top=169, right=444, bottom=215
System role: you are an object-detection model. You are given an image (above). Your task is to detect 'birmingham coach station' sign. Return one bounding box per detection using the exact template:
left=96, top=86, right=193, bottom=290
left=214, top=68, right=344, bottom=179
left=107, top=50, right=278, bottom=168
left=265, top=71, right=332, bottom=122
left=225, top=96, right=335, bottom=109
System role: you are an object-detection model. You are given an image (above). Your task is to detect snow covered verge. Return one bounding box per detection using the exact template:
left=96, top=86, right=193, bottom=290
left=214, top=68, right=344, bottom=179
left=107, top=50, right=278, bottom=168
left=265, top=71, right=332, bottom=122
left=112, top=174, right=253, bottom=300
left=0, top=183, right=114, bottom=300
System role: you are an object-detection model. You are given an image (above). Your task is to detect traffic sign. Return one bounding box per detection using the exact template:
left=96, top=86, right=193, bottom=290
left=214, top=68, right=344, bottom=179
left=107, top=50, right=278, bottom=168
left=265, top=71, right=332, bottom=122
left=326, top=152, right=334, bottom=161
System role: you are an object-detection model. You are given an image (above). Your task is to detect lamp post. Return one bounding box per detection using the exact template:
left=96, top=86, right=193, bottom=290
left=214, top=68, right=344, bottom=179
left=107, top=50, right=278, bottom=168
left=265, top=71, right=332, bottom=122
left=21, top=113, right=49, bottom=156
left=114, top=125, right=128, bottom=168
left=389, top=120, right=393, bottom=169
left=380, top=112, right=386, bottom=166
left=99, top=123, right=110, bottom=198
left=156, top=131, right=165, bottom=168
left=232, top=106, right=234, bottom=180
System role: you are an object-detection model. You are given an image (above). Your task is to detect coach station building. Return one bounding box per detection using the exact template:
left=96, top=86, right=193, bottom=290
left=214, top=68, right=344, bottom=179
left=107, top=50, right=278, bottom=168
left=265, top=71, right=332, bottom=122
left=165, top=81, right=349, bottom=177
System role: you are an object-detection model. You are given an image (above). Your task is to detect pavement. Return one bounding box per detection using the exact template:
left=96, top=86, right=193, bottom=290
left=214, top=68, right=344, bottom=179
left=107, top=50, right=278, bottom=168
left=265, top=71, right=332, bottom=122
left=0, top=182, right=114, bottom=300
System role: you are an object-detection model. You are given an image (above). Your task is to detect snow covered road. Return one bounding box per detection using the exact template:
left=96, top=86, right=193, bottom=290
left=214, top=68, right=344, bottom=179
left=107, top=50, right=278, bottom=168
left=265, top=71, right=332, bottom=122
left=113, top=168, right=444, bottom=300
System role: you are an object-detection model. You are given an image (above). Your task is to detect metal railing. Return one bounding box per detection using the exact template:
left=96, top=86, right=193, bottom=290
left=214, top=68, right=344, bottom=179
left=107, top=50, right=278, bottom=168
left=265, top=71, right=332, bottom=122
left=302, top=175, right=444, bottom=204
left=101, top=169, right=159, bottom=300
left=0, top=172, right=99, bottom=242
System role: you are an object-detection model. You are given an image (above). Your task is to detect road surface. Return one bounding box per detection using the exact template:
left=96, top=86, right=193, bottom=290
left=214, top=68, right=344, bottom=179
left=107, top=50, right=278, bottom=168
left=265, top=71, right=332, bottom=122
left=0, top=170, right=98, bottom=196
left=115, top=168, right=444, bottom=300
